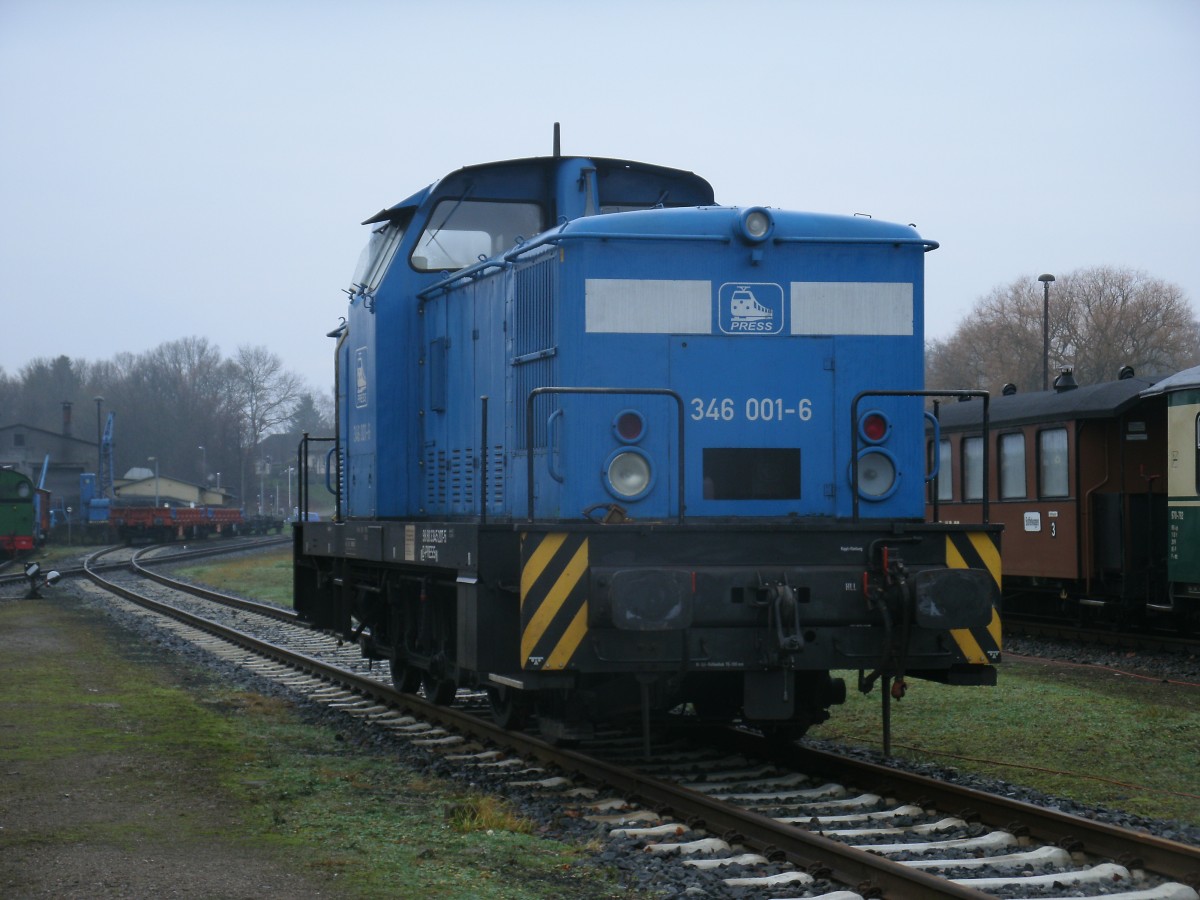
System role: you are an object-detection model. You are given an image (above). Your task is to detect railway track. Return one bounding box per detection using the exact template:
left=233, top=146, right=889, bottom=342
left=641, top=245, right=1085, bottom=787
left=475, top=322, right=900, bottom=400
left=1005, top=615, right=1200, bottom=658
left=0, top=535, right=290, bottom=589
left=80, top=548, right=1200, bottom=900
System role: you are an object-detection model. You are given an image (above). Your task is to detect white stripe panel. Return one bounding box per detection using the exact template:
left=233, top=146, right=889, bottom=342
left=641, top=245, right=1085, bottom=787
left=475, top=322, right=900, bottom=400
left=790, top=282, right=913, bottom=335
left=585, top=278, right=712, bottom=334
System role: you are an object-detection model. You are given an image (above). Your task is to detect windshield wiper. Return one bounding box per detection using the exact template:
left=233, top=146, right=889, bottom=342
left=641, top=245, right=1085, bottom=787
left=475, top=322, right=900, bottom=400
left=422, top=180, right=476, bottom=250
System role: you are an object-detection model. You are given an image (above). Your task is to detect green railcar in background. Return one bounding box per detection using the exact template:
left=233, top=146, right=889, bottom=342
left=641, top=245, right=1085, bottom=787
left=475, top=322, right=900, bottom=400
left=1157, top=368, right=1200, bottom=609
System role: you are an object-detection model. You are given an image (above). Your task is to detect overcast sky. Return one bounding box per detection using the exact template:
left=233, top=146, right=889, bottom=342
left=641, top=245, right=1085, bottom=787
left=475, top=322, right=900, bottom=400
left=2, top=0, right=1197, bottom=396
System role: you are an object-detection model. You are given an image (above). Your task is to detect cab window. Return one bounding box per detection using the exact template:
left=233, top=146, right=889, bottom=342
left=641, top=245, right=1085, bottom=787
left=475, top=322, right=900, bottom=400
left=352, top=212, right=411, bottom=292
left=412, top=200, right=542, bottom=272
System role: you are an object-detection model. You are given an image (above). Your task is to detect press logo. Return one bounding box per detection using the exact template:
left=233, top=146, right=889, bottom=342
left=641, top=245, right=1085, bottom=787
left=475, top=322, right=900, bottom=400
left=718, top=283, right=784, bottom=334
left=355, top=347, right=369, bottom=408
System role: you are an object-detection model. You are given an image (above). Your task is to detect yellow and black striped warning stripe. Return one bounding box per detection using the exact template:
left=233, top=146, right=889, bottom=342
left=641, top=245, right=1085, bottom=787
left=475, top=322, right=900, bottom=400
left=945, top=530, right=1003, bottom=664
left=520, top=532, right=590, bottom=671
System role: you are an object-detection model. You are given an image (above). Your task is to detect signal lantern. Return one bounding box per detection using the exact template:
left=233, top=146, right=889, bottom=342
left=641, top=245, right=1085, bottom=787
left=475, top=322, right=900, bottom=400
left=613, top=409, right=646, bottom=443
left=859, top=410, right=890, bottom=444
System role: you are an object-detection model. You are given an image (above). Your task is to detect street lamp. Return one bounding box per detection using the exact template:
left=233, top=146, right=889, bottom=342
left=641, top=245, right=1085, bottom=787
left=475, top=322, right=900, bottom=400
left=260, top=455, right=270, bottom=515
left=93, top=396, right=104, bottom=481
left=148, top=456, right=160, bottom=507
left=1038, top=274, right=1055, bottom=391
left=198, top=445, right=206, bottom=486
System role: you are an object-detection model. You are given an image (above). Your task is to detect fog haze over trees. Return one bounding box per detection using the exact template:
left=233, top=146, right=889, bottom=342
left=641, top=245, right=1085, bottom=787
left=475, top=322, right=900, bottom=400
left=0, top=337, right=332, bottom=505
left=926, top=266, right=1200, bottom=393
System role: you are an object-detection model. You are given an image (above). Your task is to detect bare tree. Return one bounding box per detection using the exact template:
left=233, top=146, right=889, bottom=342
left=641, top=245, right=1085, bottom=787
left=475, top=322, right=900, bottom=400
left=927, top=266, right=1200, bottom=393
left=0, top=339, right=317, bottom=513
left=231, top=345, right=302, bottom=508
left=232, top=345, right=302, bottom=447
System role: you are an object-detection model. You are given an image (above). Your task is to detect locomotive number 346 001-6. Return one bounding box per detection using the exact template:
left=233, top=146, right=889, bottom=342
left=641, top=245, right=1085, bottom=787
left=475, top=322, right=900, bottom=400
left=690, top=397, right=813, bottom=423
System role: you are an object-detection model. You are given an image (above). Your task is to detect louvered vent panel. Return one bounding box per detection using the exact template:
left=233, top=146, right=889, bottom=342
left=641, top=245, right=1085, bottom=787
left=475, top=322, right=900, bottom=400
left=449, top=448, right=475, bottom=508
left=489, top=445, right=505, bottom=506
left=513, top=250, right=558, bottom=450
left=425, top=449, right=447, bottom=507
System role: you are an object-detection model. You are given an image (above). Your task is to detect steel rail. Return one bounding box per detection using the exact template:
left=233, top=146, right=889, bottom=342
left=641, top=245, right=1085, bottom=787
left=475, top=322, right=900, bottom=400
left=1, top=537, right=290, bottom=588
left=712, top=729, right=1200, bottom=889
left=1005, top=616, right=1200, bottom=658
left=130, top=544, right=301, bottom=623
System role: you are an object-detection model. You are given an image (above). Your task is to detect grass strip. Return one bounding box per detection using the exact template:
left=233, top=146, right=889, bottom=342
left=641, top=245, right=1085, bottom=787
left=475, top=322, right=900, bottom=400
left=809, top=659, right=1200, bottom=824
left=0, top=595, right=633, bottom=898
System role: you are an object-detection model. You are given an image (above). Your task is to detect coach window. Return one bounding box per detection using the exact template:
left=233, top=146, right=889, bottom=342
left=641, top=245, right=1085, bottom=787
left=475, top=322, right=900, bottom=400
left=962, top=435, right=984, bottom=501
left=936, top=439, right=953, bottom=501
left=1038, top=428, right=1069, bottom=498
left=1195, top=413, right=1200, bottom=493
left=999, top=433, right=1026, bottom=499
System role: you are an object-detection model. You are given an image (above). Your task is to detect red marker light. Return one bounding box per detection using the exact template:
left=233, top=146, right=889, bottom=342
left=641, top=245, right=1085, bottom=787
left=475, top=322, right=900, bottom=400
left=862, top=413, right=888, bottom=442
left=615, top=410, right=645, bottom=442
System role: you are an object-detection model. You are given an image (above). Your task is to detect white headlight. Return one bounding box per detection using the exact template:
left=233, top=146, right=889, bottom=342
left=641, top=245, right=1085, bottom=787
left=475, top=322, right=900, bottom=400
left=858, top=451, right=897, bottom=499
left=737, top=207, right=774, bottom=243
left=607, top=451, right=651, bottom=498
left=745, top=210, right=770, bottom=238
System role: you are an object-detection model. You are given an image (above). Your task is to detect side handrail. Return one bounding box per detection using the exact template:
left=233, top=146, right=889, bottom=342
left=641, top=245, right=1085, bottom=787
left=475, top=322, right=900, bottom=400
left=850, top=390, right=990, bottom=524
left=546, top=409, right=566, bottom=483
left=525, top=387, right=686, bottom=524
left=924, top=410, right=942, bottom=482
left=297, top=433, right=339, bottom=524
left=925, top=402, right=942, bottom=523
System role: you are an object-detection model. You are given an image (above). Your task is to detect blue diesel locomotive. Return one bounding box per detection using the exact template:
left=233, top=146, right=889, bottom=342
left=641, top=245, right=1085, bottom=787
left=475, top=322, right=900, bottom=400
left=293, top=146, right=1002, bottom=739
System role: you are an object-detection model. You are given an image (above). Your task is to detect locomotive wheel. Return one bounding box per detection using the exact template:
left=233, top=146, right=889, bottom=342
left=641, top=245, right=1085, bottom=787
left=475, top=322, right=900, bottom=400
left=422, top=672, right=457, bottom=706
left=754, top=721, right=807, bottom=745
left=390, top=658, right=422, bottom=694
left=690, top=679, right=742, bottom=721
left=486, top=686, right=531, bottom=730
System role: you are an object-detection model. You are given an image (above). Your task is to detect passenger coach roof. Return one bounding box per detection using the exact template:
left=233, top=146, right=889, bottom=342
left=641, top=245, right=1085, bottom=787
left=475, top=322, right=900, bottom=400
left=935, top=375, right=1161, bottom=430
left=1140, top=364, right=1200, bottom=397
